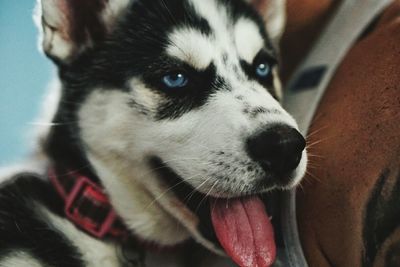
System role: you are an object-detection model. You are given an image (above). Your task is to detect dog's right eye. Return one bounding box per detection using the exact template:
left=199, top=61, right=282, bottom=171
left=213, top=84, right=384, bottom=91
left=162, top=72, right=188, bottom=88
left=255, top=62, right=271, bottom=78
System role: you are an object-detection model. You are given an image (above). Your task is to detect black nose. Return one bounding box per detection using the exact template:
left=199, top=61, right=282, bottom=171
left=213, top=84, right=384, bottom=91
left=246, top=125, right=306, bottom=175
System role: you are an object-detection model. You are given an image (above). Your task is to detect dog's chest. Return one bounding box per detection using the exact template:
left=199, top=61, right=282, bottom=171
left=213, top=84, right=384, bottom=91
left=78, top=241, right=235, bottom=267
left=43, top=205, right=234, bottom=267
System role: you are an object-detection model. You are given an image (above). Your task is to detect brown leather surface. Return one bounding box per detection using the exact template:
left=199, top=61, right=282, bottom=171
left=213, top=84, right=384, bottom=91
left=281, top=1, right=400, bottom=267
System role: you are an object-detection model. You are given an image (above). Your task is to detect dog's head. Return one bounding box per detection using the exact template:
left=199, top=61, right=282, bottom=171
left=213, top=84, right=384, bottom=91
left=37, top=0, right=307, bottom=255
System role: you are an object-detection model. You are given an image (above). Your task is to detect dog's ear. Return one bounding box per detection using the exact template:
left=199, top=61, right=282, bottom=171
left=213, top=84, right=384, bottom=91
left=247, top=0, right=286, bottom=49
left=36, top=0, right=131, bottom=64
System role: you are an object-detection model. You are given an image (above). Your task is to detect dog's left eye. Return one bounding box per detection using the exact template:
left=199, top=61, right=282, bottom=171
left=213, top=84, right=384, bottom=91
left=162, top=72, right=188, bottom=88
left=255, top=62, right=271, bottom=78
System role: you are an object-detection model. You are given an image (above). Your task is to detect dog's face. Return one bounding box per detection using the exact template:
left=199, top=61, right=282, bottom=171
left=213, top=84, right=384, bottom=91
left=38, top=0, right=306, bottom=248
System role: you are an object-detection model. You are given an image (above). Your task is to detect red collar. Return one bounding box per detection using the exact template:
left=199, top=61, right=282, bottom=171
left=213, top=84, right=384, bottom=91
left=48, top=168, right=129, bottom=240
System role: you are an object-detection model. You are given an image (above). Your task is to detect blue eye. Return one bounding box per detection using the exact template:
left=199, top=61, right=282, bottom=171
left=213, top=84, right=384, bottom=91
left=162, top=73, right=188, bottom=88
left=255, top=63, right=270, bottom=78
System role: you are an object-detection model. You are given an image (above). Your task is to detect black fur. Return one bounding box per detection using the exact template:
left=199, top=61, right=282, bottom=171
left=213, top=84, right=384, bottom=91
left=0, top=174, right=85, bottom=266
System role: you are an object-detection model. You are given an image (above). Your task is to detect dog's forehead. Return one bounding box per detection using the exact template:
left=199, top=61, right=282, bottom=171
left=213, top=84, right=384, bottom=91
left=59, top=0, right=273, bottom=96
left=165, top=0, right=268, bottom=70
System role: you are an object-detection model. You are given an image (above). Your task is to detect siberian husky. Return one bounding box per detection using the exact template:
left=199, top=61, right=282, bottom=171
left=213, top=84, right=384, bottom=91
left=0, top=0, right=307, bottom=266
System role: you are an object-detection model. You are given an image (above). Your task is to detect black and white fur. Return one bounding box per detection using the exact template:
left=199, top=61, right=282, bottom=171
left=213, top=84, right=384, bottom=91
left=0, top=0, right=306, bottom=266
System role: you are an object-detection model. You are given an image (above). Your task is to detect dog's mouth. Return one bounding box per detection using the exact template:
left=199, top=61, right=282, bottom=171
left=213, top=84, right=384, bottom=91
left=149, top=157, right=279, bottom=267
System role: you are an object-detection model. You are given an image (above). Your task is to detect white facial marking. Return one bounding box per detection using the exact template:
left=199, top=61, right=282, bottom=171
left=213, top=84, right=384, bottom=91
left=189, top=0, right=230, bottom=40
left=0, top=252, right=44, bottom=267
left=129, top=78, right=163, bottom=115
left=167, top=28, right=214, bottom=70
left=234, top=18, right=264, bottom=63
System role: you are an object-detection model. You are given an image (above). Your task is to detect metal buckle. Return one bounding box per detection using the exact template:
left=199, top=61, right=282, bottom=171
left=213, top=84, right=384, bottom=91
left=65, top=175, right=117, bottom=238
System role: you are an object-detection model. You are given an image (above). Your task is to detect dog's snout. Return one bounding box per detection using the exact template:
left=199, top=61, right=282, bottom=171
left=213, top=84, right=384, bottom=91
left=246, top=125, right=306, bottom=176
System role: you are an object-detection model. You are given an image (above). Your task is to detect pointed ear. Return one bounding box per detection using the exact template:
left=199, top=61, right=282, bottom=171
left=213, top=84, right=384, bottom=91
left=36, top=0, right=131, bottom=64
left=248, top=0, right=287, bottom=49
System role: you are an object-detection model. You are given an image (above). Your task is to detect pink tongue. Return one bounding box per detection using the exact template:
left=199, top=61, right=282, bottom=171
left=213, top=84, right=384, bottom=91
left=211, top=196, right=276, bottom=267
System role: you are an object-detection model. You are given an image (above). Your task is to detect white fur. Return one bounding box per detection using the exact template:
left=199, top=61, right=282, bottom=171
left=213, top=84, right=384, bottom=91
left=234, top=18, right=265, bottom=63
left=89, top=152, right=192, bottom=246
left=189, top=0, right=231, bottom=42
left=0, top=252, right=44, bottom=267
left=78, top=90, right=192, bottom=245
left=167, top=28, right=214, bottom=70
left=37, top=203, right=121, bottom=267
left=130, top=78, right=163, bottom=113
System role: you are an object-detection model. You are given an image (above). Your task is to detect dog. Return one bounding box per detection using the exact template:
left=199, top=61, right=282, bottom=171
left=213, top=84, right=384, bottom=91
left=0, top=0, right=307, bottom=266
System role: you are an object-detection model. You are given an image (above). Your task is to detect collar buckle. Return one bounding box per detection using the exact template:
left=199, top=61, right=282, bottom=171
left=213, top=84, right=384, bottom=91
left=65, top=175, right=118, bottom=238
left=49, top=169, right=128, bottom=240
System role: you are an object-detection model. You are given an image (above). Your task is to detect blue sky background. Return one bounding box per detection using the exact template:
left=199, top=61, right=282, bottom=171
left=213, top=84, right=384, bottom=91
left=0, top=1, right=53, bottom=166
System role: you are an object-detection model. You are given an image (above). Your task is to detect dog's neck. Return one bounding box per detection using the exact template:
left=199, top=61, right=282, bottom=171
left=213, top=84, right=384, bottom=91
left=79, top=151, right=223, bottom=254
left=73, top=151, right=191, bottom=245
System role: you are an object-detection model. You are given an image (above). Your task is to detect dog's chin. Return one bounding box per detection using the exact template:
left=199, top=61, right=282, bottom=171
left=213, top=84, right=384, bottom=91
left=148, top=156, right=284, bottom=247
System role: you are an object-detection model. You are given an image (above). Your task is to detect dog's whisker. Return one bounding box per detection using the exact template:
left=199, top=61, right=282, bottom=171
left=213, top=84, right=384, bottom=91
left=306, top=160, right=321, bottom=168
left=306, top=165, right=319, bottom=171
left=134, top=158, right=206, bottom=179
left=305, top=170, right=323, bottom=184
left=306, top=125, right=328, bottom=139
left=306, top=136, right=335, bottom=148
left=183, top=176, right=214, bottom=205
left=160, top=0, right=177, bottom=24
left=297, top=181, right=305, bottom=191
left=144, top=175, right=201, bottom=210
left=308, top=112, right=327, bottom=129
left=194, top=180, right=219, bottom=214
left=209, top=181, right=221, bottom=215
left=306, top=153, right=325, bottom=159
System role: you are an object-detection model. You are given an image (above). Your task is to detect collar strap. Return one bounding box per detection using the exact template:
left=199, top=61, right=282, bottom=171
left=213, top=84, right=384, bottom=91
left=49, top=168, right=129, bottom=240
